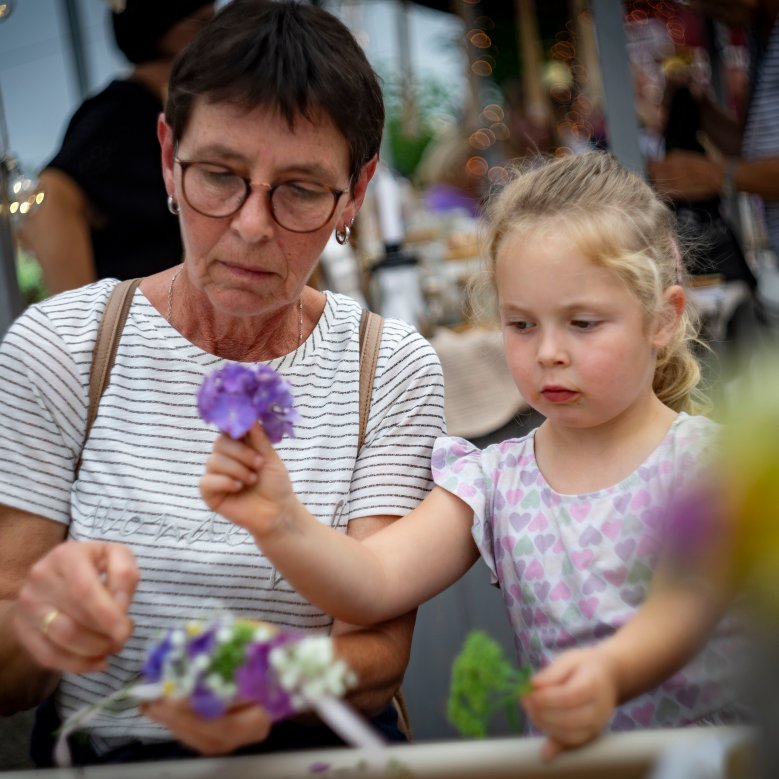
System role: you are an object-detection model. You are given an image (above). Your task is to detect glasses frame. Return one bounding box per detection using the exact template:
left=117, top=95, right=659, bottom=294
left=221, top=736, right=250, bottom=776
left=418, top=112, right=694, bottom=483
left=174, top=157, right=348, bottom=234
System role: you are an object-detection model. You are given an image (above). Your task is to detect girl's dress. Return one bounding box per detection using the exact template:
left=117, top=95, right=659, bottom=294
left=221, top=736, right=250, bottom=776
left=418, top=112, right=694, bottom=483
left=432, top=413, right=744, bottom=730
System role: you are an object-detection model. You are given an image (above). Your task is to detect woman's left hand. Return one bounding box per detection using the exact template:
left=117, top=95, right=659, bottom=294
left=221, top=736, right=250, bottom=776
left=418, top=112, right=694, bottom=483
left=141, top=698, right=273, bottom=756
left=521, top=647, right=619, bottom=761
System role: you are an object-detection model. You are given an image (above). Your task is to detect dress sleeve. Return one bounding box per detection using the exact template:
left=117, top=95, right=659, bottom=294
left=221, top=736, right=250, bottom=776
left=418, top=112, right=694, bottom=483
left=432, top=436, right=499, bottom=584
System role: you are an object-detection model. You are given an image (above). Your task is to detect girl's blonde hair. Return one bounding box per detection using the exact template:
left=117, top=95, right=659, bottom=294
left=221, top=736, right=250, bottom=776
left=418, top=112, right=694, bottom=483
left=481, top=151, right=706, bottom=414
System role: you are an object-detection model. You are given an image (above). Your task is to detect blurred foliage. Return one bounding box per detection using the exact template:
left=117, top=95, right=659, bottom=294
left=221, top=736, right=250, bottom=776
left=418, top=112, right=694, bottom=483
left=380, top=70, right=463, bottom=178
left=16, top=248, right=47, bottom=306
left=447, top=630, right=531, bottom=738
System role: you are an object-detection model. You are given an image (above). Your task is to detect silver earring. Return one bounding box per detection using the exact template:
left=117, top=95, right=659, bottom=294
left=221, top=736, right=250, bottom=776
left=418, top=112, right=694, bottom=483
left=334, top=224, right=351, bottom=245
left=167, top=196, right=180, bottom=216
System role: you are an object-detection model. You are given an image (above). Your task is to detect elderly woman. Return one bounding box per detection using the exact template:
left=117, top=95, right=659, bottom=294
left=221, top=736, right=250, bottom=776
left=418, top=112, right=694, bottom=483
left=0, top=0, right=445, bottom=765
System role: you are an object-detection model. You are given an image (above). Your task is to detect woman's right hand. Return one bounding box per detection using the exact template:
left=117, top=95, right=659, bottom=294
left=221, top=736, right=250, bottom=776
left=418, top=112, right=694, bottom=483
left=200, top=423, right=298, bottom=538
left=13, top=541, right=139, bottom=675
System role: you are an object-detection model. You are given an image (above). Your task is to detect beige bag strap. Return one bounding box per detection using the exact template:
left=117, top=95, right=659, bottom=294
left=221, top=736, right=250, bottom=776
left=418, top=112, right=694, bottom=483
left=75, top=278, right=142, bottom=476
left=358, top=308, right=412, bottom=741
left=358, top=308, right=383, bottom=450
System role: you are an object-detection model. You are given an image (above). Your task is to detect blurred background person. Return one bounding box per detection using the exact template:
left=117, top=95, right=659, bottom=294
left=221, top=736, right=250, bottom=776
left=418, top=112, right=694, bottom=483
left=16, top=0, right=215, bottom=295
left=648, top=0, right=779, bottom=261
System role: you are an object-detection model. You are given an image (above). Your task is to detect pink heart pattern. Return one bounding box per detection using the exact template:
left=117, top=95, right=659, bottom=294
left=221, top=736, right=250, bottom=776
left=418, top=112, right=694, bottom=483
left=429, top=417, right=743, bottom=732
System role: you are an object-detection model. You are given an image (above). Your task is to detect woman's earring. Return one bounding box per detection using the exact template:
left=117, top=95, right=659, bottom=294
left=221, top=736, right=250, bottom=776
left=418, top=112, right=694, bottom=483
left=167, top=196, right=180, bottom=216
left=334, top=224, right=351, bottom=245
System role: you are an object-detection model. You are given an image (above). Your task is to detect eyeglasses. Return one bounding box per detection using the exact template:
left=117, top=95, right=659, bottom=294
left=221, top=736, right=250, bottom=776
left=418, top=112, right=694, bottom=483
left=175, top=158, right=347, bottom=233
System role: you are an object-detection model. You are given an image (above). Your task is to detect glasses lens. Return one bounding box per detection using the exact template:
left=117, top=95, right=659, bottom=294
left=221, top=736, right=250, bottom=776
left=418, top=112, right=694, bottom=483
left=271, top=182, right=338, bottom=232
left=182, top=163, right=247, bottom=217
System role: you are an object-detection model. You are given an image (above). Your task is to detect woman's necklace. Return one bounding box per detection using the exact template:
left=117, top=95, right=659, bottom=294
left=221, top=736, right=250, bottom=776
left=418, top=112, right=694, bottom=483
left=166, top=268, right=304, bottom=345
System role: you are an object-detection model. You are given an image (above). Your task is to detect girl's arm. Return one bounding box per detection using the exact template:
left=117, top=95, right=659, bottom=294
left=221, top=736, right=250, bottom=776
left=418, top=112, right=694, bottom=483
left=523, top=561, right=730, bottom=760
left=200, top=424, right=480, bottom=624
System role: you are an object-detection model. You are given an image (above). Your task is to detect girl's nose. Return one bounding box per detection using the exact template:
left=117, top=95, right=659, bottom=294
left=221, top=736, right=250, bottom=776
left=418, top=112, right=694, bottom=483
left=536, top=329, right=569, bottom=366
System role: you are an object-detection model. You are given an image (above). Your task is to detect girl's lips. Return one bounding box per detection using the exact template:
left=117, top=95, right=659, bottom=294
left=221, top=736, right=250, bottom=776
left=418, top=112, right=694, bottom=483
left=541, top=387, right=578, bottom=403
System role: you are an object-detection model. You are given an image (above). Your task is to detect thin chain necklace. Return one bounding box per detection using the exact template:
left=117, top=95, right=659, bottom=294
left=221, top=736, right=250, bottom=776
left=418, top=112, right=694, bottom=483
left=166, top=267, right=304, bottom=345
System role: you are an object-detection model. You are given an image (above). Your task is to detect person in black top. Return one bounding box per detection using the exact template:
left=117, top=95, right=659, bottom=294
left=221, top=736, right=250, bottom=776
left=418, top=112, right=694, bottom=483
left=18, top=0, right=214, bottom=294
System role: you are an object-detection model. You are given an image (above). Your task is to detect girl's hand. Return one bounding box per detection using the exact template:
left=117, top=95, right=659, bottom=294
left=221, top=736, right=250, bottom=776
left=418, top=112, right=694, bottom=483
left=13, top=541, right=138, bottom=674
left=199, top=423, right=298, bottom=538
left=141, top=698, right=272, bottom=756
left=521, top=647, right=619, bottom=761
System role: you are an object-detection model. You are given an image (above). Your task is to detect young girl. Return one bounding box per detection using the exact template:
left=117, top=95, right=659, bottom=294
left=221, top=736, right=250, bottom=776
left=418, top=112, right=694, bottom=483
left=201, top=152, right=743, bottom=757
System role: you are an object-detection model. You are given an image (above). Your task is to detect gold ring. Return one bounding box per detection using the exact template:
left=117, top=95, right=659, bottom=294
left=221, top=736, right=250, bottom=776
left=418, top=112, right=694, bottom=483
left=41, top=609, right=60, bottom=638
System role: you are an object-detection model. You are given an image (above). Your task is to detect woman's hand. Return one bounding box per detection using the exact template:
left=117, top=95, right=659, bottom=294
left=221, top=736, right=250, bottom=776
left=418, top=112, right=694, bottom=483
left=647, top=151, right=724, bottom=200
left=141, top=698, right=272, bottom=756
left=13, top=541, right=138, bottom=675
left=521, top=647, right=619, bottom=761
left=200, top=423, right=299, bottom=538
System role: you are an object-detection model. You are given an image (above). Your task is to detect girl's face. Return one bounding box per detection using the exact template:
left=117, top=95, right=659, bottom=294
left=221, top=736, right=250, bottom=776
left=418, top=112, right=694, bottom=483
left=496, top=231, right=678, bottom=433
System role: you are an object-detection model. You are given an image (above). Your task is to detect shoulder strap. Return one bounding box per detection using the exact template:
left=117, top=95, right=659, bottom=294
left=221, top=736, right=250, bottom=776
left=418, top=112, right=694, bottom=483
left=358, top=308, right=384, bottom=450
left=357, top=308, right=411, bottom=738
left=75, top=278, right=142, bottom=476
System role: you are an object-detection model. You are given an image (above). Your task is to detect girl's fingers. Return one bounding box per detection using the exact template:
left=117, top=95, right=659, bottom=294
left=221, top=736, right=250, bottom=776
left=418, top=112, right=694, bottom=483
left=525, top=680, right=588, bottom=711
left=212, top=433, right=262, bottom=469
left=529, top=701, right=596, bottom=733
left=531, top=652, right=579, bottom=688
left=200, top=473, right=245, bottom=499
left=540, top=728, right=596, bottom=762
left=247, top=423, right=281, bottom=460
left=206, top=452, right=259, bottom=484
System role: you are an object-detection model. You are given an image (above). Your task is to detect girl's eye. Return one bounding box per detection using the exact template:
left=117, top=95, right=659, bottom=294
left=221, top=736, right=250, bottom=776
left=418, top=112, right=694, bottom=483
left=571, top=320, right=600, bottom=330
left=510, top=320, right=534, bottom=331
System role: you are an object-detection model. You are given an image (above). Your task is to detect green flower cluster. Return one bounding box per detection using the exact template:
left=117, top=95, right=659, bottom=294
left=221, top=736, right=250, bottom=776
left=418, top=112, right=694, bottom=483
left=447, top=630, right=532, bottom=738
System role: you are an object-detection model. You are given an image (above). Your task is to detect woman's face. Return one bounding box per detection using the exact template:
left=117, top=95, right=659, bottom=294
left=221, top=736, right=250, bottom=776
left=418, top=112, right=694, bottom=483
left=159, top=100, right=373, bottom=319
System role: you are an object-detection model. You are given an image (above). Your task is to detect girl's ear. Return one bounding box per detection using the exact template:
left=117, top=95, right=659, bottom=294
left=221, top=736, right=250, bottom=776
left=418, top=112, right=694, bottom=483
left=652, top=285, right=686, bottom=349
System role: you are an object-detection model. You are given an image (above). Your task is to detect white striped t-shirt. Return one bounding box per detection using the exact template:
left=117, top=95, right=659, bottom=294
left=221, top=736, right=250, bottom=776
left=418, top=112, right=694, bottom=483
left=0, top=280, right=446, bottom=744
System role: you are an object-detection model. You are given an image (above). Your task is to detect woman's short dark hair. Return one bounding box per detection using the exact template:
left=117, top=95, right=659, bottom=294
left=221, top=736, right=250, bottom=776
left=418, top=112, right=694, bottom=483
left=166, top=0, right=384, bottom=189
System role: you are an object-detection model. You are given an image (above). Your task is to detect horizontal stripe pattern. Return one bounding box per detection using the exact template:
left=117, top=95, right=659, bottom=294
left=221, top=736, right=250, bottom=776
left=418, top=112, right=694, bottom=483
left=0, top=281, right=445, bottom=743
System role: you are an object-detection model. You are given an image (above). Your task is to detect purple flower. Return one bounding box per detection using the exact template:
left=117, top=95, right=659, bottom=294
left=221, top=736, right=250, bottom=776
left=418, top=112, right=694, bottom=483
left=190, top=681, right=228, bottom=720
left=186, top=626, right=217, bottom=660
left=663, top=482, right=725, bottom=563
left=235, top=636, right=297, bottom=721
left=197, top=363, right=298, bottom=441
left=142, top=631, right=174, bottom=683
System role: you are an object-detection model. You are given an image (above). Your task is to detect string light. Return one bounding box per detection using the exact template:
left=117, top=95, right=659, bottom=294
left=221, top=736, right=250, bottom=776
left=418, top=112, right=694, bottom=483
left=2, top=154, right=44, bottom=221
